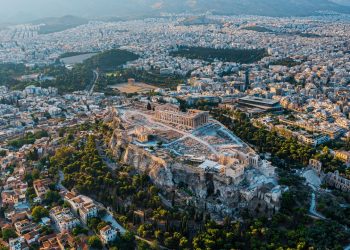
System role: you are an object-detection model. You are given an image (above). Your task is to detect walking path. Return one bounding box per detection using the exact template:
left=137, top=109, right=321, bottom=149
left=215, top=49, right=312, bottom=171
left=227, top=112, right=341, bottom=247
left=88, top=70, right=99, bottom=96
left=309, top=192, right=326, bottom=220
left=57, top=170, right=68, bottom=192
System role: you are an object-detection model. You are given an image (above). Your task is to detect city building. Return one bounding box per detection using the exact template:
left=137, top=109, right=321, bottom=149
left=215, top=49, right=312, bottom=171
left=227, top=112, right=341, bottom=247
left=335, top=150, right=350, bottom=163
left=9, top=237, right=28, bottom=250
left=33, top=179, right=51, bottom=201
left=100, top=225, right=117, bottom=244
left=325, top=171, right=350, bottom=192
left=238, top=96, right=283, bottom=112
left=50, top=206, right=80, bottom=232
left=64, top=193, right=98, bottom=224
left=79, top=202, right=98, bottom=224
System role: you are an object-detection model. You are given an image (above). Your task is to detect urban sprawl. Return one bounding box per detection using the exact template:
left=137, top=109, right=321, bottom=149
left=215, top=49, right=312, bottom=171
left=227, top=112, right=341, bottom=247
left=0, top=13, right=350, bottom=250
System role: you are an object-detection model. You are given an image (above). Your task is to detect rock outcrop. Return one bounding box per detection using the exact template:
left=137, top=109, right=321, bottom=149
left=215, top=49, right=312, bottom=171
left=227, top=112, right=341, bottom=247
left=107, top=109, right=282, bottom=219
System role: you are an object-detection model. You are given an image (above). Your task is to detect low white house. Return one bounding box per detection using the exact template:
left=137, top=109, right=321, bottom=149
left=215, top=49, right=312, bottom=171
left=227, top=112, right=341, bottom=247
left=100, top=225, right=117, bottom=244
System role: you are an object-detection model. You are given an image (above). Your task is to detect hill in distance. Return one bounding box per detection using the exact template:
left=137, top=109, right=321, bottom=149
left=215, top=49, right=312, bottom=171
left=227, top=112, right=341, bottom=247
left=331, top=0, right=350, bottom=6
left=31, top=15, right=88, bottom=34
left=1, top=0, right=350, bottom=24
left=180, top=16, right=223, bottom=26
left=160, top=0, right=350, bottom=16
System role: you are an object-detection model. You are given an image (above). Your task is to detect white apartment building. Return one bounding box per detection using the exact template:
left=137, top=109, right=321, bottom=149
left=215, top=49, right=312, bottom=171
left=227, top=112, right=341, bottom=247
left=79, top=202, right=98, bottom=224
left=100, top=225, right=117, bottom=244
left=64, top=193, right=98, bottom=224
left=50, top=206, right=80, bottom=232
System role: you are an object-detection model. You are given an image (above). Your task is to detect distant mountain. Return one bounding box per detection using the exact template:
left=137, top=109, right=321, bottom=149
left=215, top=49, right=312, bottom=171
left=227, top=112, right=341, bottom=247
left=331, top=0, right=350, bottom=6
left=157, top=0, right=350, bottom=16
left=180, top=16, right=222, bottom=26
left=31, top=15, right=88, bottom=34
left=1, top=0, right=350, bottom=24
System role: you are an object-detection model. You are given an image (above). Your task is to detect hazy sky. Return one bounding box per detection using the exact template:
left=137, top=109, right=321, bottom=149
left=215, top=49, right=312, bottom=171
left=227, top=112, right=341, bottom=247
left=0, top=0, right=158, bottom=22
left=1, top=0, right=350, bottom=23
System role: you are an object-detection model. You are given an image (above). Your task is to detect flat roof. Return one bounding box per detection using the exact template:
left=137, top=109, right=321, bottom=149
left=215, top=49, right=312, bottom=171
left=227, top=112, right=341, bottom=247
left=239, top=96, right=280, bottom=105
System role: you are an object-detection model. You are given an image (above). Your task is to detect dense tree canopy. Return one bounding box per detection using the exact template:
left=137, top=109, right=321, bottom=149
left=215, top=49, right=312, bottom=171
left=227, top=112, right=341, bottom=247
left=87, top=235, right=102, bottom=249
left=32, top=206, right=49, bottom=222
left=170, top=46, right=267, bottom=64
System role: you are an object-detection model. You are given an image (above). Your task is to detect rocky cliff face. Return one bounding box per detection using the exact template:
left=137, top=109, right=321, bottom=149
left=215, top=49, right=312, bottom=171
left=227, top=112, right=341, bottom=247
left=110, top=129, right=205, bottom=191
left=108, top=120, right=279, bottom=219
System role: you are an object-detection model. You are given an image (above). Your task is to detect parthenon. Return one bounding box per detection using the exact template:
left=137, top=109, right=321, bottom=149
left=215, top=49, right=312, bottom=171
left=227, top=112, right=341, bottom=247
left=154, top=104, right=209, bottom=129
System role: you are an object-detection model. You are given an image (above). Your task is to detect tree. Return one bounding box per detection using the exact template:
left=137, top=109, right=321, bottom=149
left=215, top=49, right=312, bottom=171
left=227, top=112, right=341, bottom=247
left=154, top=230, right=162, bottom=240
left=122, top=231, right=135, bottom=243
left=162, top=233, right=183, bottom=249
left=32, top=169, right=40, bottom=180
left=2, top=228, right=17, bottom=241
left=27, top=147, right=39, bottom=161
left=58, top=128, right=66, bottom=137
left=164, top=236, right=177, bottom=249
left=137, top=224, right=153, bottom=238
left=44, top=190, right=61, bottom=205
left=88, top=235, right=102, bottom=249
left=179, top=237, right=189, bottom=248
left=322, top=146, right=329, bottom=154
left=87, top=218, right=102, bottom=232
left=40, top=225, right=54, bottom=235
left=147, top=102, right=152, bottom=110
left=66, top=133, right=74, bottom=143
left=0, top=244, right=9, bottom=250
left=97, top=221, right=108, bottom=231
left=150, top=240, right=160, bottom=250
left=72, top=225, right=88, bottom=236
left=137, top=240, right=152, bottom=250
left=156, top=141, right=163, bottom=148
left=32, top=206, right=49, bottom=222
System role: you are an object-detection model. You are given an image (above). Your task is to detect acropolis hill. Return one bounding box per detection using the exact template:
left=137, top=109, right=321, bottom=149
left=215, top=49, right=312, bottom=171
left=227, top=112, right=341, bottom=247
left=106, top=102, right=284, bottom=219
